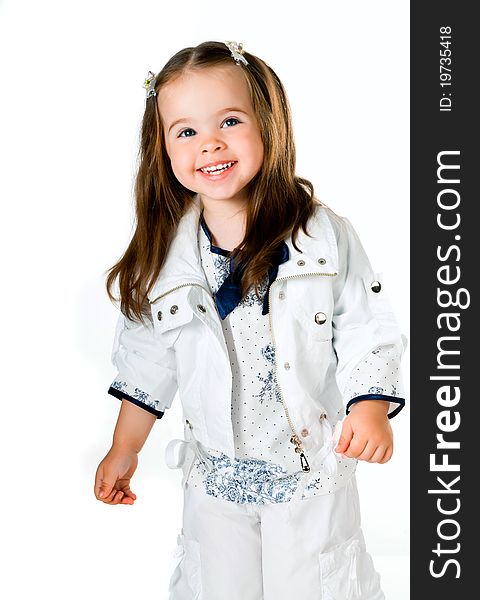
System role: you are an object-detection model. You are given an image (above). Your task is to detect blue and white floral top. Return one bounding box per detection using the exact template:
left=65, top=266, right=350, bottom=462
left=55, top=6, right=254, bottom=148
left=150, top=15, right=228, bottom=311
left=184, top=212, right=360, bottom=504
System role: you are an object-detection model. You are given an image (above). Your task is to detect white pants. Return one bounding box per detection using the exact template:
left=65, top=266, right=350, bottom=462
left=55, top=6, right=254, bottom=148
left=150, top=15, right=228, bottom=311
left=167, top=475, right=385, bottom=599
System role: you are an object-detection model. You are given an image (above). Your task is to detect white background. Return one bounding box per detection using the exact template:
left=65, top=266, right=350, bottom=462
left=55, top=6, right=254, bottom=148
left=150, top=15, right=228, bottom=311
left=0, top=1, right=409, bottom=598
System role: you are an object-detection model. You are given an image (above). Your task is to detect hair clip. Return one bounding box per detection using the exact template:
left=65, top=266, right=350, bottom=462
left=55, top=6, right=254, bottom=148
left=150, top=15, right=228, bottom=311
left=224, top=41, right=249, bottom=66
left=143, top=70, right=157, bottom=98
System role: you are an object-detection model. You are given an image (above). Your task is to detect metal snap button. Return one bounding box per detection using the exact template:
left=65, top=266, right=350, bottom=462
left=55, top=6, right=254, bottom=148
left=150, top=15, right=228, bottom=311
left=297, top=259, right=305, bottom=266
left=278, top=291, right=285, bottom=300
left=157, top=310, right=163, bottom=321
left=170, top=305, right=178, bottom=314
left=371, top=281, right=382, bottom=293
left=318, top=258, right=326, bottom=265
left=314, top=312, right=327, bottom=325
left=301, top=427, right=309, bottom=437
left=197, top=304, right=206, bottom=313
left=284, top=361, right=291, bottom=370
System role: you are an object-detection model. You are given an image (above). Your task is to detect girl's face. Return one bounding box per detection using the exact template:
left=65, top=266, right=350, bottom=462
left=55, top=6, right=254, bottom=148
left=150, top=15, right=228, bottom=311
left=158, top=65, right=264, bottom=208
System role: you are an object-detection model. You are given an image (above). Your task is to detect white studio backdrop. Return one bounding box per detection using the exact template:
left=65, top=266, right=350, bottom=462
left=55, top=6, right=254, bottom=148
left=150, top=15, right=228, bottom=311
left=0, top=1, right=409, bottom=599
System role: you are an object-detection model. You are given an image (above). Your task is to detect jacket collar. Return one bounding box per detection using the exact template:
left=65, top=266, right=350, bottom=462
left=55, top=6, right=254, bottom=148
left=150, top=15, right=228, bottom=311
left=148, top=193, right=339, bottom=303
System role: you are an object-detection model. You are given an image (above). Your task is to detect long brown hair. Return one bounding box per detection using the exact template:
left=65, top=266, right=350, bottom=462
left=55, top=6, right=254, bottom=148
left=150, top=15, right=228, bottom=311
left=105, top=41, right=322, bottom=324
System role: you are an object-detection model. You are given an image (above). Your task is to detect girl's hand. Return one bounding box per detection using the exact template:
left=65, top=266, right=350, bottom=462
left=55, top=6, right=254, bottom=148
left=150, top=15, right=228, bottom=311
left=94, top=445, right=139, bottom=505
left=335, top=400, right=393, bottom=464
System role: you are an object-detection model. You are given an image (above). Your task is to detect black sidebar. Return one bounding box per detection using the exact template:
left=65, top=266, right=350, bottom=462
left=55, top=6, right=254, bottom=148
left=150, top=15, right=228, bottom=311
left=411, top=2, right=476, bottom=598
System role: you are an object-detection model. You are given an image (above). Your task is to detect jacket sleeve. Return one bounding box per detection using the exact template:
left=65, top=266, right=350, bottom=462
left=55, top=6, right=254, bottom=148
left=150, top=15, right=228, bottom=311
left=330, top=214, right=407, bottom=419
left=107, top=311, right=178, bottom=418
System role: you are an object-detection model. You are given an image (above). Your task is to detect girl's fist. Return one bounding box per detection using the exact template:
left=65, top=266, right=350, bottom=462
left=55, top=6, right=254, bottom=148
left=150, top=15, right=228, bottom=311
left=94, top=446, right=139, bottom=505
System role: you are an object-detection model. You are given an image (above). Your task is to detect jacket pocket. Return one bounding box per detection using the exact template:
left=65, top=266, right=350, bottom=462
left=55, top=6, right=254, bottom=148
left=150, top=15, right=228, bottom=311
left=303, top=308, right=333, bottom=342
left=168, top=533, right=203, bottom=600
left=292, top=305, right=333, bottom=343
left=309, top=310, right=333, bottom=342
left=318, top=530, right=384, bottom=600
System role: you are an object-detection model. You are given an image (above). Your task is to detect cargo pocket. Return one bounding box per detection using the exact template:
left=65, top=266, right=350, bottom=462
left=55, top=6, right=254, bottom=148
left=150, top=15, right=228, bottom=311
left=168, top=533, right=203, bottom=600
left=318, top=530, right=384, bottom=600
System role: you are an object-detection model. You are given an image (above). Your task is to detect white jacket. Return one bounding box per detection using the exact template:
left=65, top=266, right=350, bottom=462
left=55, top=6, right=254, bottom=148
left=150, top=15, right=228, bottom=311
left=108, top=194, right=406, bottom=465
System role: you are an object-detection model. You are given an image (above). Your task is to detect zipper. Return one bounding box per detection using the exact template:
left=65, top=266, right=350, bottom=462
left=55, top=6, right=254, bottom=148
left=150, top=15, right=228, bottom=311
left=267, top=270, right=338, bottom=473
left=149, top=281, right=214, bottom=305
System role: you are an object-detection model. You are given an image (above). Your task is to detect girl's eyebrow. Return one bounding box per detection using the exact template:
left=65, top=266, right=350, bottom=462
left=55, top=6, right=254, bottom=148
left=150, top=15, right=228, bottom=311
left=167, top=107, right=249, bottom=133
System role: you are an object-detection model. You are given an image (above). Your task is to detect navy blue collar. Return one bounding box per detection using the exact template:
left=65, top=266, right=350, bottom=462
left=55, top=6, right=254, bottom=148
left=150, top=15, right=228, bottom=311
left=200, top=211, right=289, bottom=319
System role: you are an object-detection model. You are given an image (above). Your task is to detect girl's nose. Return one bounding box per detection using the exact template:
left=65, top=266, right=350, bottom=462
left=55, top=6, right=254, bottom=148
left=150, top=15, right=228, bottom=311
left=201, top=137, right=226, bottom=153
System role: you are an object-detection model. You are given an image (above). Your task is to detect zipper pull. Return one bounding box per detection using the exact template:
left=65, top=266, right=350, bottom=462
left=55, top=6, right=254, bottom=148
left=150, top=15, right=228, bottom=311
left=290, top=435, right=310, bottom=472
left=300, top=452, right=310, bottom=472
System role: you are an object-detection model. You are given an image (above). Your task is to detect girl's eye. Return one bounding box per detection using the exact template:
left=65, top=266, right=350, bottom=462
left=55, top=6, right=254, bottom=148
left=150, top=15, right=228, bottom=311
left=222, top=117, right=240, bottom=128
left=177, top=117, right=239, bottom=138
left=178, top=128, right=196, bottom=138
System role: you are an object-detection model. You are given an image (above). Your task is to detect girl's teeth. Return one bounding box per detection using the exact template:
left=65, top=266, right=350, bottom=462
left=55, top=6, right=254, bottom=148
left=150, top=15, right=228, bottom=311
left=201, top=161, right=234, bottom=173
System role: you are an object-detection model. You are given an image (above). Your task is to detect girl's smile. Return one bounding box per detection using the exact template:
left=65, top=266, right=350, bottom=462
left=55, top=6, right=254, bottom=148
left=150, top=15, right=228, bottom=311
left=197, top=160, right=238, bottom=180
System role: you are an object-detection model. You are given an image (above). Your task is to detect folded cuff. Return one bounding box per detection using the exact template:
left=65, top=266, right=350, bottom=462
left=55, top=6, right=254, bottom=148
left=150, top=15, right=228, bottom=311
left=346, top=394, right=405, bottom=419
left=108, top=381, right=165, bottom=418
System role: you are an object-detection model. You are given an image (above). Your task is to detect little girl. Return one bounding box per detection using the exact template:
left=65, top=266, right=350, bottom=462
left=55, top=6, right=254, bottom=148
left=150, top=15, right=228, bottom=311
left=94, top=40, right=406, bottom=599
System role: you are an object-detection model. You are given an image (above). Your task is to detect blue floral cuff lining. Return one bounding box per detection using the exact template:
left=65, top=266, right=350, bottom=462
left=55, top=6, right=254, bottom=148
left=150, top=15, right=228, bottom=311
left=107, top=386, right=165, bottom=419
left=346, top=394, right=405, bottom=419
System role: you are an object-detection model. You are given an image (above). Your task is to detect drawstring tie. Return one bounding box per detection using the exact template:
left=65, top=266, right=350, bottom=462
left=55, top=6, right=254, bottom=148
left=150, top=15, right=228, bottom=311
left=165, top=422, right=215, bottom=488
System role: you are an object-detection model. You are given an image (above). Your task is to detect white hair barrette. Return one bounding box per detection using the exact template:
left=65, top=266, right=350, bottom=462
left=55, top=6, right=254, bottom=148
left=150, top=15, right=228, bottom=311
left=224, top=40, right=249, bottom=66
left=143, top=70, right=157, bottom=98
